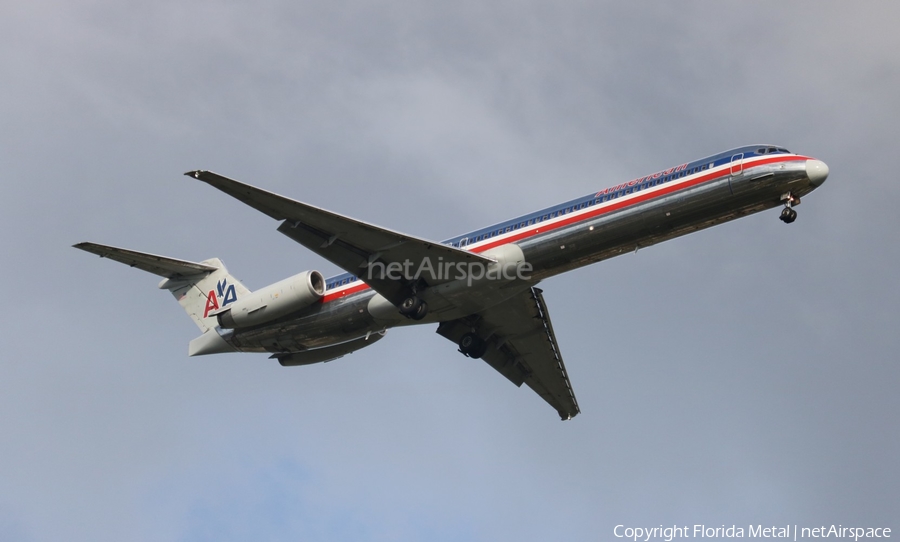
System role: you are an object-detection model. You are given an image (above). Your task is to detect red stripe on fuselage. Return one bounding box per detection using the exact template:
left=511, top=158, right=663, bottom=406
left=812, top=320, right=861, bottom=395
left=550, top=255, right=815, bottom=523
left=463, top=154, right=809, bottom=253
left=321, top=155, right=810, bottom=303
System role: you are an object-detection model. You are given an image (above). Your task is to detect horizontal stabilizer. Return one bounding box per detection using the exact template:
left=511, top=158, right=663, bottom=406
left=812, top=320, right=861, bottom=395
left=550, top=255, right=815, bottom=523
left=73, top=242, right=218, bottom=278
left=74, top=242, right=251, bottom=332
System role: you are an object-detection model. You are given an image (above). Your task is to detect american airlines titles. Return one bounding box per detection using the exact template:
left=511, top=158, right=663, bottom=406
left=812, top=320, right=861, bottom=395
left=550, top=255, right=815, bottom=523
left=596, top=163, right=689, bottom=197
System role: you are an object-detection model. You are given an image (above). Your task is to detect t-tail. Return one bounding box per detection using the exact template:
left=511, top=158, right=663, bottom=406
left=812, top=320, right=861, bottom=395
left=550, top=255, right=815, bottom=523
left=73, top=242, right=250, bottom=355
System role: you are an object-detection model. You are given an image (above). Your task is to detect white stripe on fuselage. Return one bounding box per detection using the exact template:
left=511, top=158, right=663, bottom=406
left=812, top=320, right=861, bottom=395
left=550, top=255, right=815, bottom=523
left=323, top=153, right=801, bottom=296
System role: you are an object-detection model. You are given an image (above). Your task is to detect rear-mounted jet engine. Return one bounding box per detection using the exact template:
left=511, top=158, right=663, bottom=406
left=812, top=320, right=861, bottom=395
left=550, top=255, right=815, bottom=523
left=216, top=270, right=325, bottom=328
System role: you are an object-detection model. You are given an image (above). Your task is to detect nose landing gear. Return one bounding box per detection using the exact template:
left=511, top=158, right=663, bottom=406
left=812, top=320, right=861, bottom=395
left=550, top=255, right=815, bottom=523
left=780, top=207, right=797, bottom=223
left=779, top=192, right=800, bottom=224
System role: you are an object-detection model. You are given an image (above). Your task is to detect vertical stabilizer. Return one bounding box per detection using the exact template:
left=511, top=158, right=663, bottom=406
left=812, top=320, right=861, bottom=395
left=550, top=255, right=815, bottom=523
left=74, top=242, right=251, bottom=332
left=158, top=258, right=252, bottom=332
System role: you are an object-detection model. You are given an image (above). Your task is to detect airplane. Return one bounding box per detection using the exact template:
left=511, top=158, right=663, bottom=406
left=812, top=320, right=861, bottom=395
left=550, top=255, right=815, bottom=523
left=75, top=145, right=829, bottom=420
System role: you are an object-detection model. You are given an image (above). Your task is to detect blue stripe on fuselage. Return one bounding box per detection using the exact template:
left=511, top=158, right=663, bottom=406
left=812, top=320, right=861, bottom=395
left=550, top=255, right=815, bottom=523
left=323, top=145, right=795, bottom=290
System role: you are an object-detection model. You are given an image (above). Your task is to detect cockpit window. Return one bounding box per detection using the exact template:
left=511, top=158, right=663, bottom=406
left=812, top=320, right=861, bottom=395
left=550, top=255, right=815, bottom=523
left=758, top=147, right=791, bottom=154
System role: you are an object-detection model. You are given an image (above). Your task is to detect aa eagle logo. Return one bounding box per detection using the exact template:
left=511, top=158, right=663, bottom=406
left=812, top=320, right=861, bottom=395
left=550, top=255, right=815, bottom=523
left=203, top=278, right=237, bottom=318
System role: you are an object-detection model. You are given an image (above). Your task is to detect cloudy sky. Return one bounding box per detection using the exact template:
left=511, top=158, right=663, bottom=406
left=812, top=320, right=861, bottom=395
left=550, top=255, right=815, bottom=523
left=1, top=1, right=898, bottom=541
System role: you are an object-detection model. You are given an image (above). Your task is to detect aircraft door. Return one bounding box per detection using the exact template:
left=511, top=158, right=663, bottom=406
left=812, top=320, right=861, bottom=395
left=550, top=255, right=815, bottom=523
left=728, top=153, right=744, bottom=195
left=729, top=153, right=743, bottom=176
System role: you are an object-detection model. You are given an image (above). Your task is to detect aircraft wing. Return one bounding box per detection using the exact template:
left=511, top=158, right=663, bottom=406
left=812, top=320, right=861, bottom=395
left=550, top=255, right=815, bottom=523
left=187, top=171, right=494, bottom=305
left=436, top=287, right=580, bottom=420
left=73, top=242, right=218, bottom=278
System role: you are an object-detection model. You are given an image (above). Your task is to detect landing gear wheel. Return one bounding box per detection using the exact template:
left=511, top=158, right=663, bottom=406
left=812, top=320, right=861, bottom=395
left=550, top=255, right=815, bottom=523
left=399, top=295, right=428, bottom=320
left=410, top=300, right=428, bottom=320
left=780, top=207, right=797, bottom=224
left=399, top=295, right=421, bottom=315
left=458, top=332, right=488, bottom=359
left=779, top=192, right=799, bottom=224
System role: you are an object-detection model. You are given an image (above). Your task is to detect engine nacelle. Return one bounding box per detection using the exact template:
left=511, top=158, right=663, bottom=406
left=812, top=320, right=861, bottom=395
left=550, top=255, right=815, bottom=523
left=216, top=270, right=325, bottom=329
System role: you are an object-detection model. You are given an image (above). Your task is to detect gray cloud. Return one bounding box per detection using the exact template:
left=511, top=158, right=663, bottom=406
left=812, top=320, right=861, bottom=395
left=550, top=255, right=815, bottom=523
left=1, top=1, right=898, bottom=541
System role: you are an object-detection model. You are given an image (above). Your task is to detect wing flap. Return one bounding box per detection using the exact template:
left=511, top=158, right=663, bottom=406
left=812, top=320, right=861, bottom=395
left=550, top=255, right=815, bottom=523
left=437, top=287, right=580, bottom=420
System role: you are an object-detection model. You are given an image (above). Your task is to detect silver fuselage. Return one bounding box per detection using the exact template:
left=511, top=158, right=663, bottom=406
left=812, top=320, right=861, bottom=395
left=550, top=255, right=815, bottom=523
left=223, top=147, right=826, bottom=354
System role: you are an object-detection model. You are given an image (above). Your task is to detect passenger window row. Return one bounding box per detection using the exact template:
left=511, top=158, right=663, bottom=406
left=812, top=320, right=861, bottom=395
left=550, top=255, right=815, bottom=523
left=447, top=160, right=724, bottom=248
left=328, top=275, right=359, bottom=290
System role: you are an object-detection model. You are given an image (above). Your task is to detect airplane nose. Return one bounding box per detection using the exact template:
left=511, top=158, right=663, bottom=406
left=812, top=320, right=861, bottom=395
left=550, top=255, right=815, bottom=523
left=806, top=159, right=829, bottom=186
